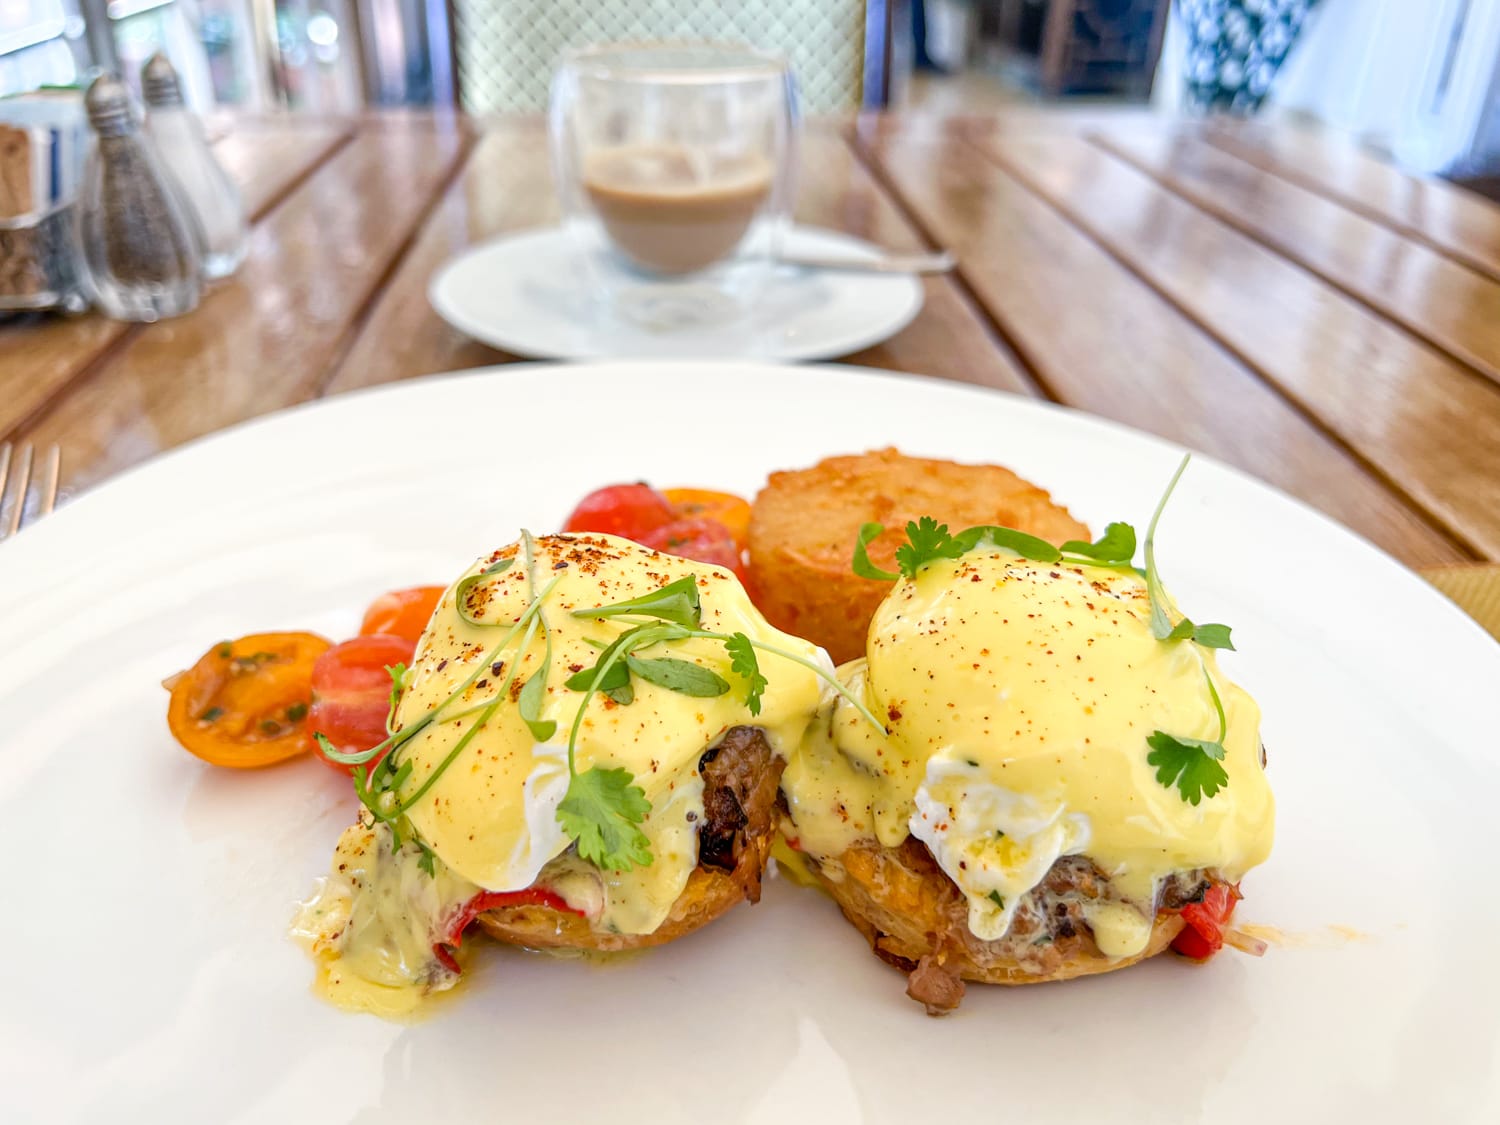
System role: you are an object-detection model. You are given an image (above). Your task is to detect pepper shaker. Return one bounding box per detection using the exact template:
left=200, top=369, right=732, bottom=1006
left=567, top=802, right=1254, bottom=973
left=75, top=74, right=201, bottom=322
left=142, top=53, right=247, bottom=280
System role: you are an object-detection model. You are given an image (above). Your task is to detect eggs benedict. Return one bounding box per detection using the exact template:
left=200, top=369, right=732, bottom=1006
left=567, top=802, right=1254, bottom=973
left=779, top=473, right=1276, bottom=1013
left=293, top=532, right=829, bottom=1017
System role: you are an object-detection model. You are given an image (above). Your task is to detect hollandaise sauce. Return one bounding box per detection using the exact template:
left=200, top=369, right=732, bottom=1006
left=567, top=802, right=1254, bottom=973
left=782, top=551, right=1275, bottom=959
left=295, top=534, right=826, bottom=1014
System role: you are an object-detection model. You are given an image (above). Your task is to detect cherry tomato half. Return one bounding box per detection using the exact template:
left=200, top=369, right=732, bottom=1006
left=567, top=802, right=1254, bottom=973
left=309, top=634, right=417, bottom=775
left=662, top=488, right=752, bottom=551
left=359, top=585, right=445, bottom=644
left=1171, top=883, right=1240, bottom=961
left=166, top=632, right=331, bottom=768
left=638, top=517, right=746, bottom=582
left=562, top=483, right=677, bottom=542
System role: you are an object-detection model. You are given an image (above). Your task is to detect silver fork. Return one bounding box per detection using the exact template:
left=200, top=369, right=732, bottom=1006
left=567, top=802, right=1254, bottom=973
left=0, top=443, right=62, bottom=540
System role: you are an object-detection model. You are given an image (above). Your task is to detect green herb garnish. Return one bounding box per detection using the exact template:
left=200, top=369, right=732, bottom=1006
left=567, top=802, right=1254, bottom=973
left=1143, top=456, right=1233, bottom=650
left=1146, top=670, right=1231, bottom=805
left=516, top=533, right=558, bottom=742
left=725, top=632, right=768, bottom=716
left=988, top=890, right=1005, bottom=909
left=852, top=522, right=900, bottom=581
left=1059, top=521, right=1137, bottom=564
left=455, top=556, right=516, bottom=624
left=572, top=574, right=702, bottom=628
left=556, top=766, right=653, bottom=870
left=625, top=655, right=730, bottom=697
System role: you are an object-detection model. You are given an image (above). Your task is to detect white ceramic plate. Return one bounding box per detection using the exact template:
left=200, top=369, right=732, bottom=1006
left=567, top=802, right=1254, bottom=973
left=428, top=225, right=924, bottom=361
left=2, top=362, right=1496, bottom=1124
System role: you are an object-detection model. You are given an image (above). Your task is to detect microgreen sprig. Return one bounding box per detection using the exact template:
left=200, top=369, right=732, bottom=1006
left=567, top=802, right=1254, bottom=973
left=1143, top=456, right=1234, bottom=651
left=855, top=515, right=1139, bottom=583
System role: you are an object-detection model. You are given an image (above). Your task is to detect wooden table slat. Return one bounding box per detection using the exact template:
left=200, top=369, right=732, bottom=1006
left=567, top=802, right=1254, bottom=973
left=1094, top=129, right=1500, bottom=390
left=1205, top=120, right=1500, bottom=284
left=16, top=122, right=473, bottom=491
left=857, top=130, right=1467, bottom=568
left=213, top=123, right=353, bottom=222
left=970, top=132, right=1500, bottom=560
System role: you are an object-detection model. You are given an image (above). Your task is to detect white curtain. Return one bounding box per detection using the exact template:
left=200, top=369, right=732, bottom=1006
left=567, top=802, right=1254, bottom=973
left=1156, top=0, right=1500, bottom=174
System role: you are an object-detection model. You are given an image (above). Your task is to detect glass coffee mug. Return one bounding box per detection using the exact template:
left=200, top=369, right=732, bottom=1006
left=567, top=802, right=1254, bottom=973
left=549, top=43, right=798, bottom=334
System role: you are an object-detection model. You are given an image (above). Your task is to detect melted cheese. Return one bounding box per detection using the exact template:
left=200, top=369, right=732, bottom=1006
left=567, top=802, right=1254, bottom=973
left=781, top=551, right=1276, bottom=957
left=291, top=820, right=477, bottom=1018
left=297, top=533, right=825, bottom=1012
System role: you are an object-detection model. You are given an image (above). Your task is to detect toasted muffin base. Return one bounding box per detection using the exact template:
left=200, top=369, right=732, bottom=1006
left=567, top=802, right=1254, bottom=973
left=475, top=831, right=776, bottom=953
left=803, top=837, right=1188, bottom=1013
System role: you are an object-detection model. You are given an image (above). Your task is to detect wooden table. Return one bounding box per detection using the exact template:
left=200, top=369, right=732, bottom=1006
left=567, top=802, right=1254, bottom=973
left=6, top=109, right=1500, bottom=571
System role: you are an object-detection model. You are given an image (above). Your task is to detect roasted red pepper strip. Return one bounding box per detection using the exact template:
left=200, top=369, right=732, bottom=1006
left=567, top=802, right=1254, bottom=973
left=1172, top=882, right=1241, bottom=961
left=432, top=888, right=583, bottom=973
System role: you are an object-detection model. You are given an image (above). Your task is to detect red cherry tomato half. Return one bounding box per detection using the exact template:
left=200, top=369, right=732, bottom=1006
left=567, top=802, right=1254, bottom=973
left=432, top=888, right=584, bottom=973
left=1171, top=883, right=1239, bottom=961
left=562, top=483, right=677, bottom=542
left=662, top=488, right=752, bottom=551
left=638, top=517, right=746, bottom=581
left=359, top=585, right=445, bottom=644
left=309, top=634, right=417, bottom=775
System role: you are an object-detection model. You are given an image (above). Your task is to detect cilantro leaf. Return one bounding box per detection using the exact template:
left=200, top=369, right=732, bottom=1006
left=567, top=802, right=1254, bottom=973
left=625, top=655, right=730, bottom=697
left=1060, top=521, right=1137, bottom=565
left=725, top=632, right=768, bottom=716
left=894, top=517, right=966, bottom=578
left=556, top=766, right=653, bottom=871
left=1146, top=732, right=1229, bottom=806
left=987, top=890, right=1005, bottom=909
left=1147, top=667, right=1232, bottom=805
left=952, top=525, right=1062, bottom=564
left=571, top=575, right=702, bottom=628
left=852, top=522, right=900, bottom=581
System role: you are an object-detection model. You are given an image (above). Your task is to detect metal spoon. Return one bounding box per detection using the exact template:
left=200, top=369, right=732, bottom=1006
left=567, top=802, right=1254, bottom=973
left=775, top=249, right=957, bottom=275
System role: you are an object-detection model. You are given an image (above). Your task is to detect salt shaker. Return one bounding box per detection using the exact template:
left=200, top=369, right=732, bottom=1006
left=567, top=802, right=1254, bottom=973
left=142, top=53, right=247, bottom=280
left=76, top=74, right=200, bottom=321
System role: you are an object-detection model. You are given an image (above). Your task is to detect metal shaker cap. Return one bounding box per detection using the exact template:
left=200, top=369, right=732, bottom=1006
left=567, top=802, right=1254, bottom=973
left=84, top=73, right=139, bottom=137
left=142, top=53, right=184, bottom=108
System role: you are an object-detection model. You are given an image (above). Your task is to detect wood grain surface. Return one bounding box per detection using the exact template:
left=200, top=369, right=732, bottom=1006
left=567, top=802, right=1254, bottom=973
left=1094, top=129, right=1500, bottom=389
left=4, top=109, right=1499, bottom=573
left=855, top=130, right=1466, bottom=566
left=968, top=131, right=1500, bottom=559
left=1205, top=119, right=1500, bottom=284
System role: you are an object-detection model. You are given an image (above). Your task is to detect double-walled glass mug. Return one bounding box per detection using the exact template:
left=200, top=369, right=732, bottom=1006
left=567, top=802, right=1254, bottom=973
left=549, top=43, right=798, bottom=335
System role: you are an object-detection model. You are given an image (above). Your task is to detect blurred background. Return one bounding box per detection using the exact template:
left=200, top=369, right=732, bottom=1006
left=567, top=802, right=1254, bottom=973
left=3, top=1, right=1498, bottom=186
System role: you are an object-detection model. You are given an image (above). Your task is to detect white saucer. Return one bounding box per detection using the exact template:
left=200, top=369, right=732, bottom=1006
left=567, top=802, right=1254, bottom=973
left=428, top=225, right=925, bottom=361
